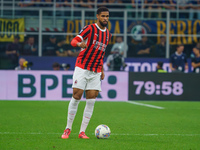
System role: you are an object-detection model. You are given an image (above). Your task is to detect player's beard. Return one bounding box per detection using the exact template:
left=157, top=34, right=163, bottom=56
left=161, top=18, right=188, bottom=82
left=99, top=20, right=108, bottom=27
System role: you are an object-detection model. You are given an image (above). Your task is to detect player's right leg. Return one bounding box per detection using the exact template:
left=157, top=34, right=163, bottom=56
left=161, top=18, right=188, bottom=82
left=62, top=67, right=86, bottom=139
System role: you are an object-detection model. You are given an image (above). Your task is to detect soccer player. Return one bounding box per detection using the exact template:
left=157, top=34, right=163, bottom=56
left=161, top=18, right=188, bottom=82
left=61, top=7, right=111, bottom=139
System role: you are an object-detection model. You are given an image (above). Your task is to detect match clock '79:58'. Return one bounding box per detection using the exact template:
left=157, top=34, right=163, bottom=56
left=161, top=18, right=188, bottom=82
left=133, top=81, right=183, bottom=96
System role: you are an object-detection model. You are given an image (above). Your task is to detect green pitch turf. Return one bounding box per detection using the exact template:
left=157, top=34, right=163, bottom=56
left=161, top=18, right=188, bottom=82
left=0, top=101, right=200, bottom=150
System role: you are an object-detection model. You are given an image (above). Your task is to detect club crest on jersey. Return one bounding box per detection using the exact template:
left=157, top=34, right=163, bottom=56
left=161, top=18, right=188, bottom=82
left=75, top=80, right=77, bottom=84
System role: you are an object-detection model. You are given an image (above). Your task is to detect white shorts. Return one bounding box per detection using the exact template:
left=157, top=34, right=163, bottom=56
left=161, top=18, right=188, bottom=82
left=72, top=67, right=102, bottom=92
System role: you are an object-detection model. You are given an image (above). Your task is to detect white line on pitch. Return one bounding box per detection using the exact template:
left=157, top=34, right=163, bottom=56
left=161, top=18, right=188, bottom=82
left=0, top=132, right=199, bottom=136
left=111, top=133, right=200, bottom=136
left=126, top=101, right=165, bottom=109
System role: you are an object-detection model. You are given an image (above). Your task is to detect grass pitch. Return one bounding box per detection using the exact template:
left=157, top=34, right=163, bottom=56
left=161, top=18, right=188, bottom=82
left=0, top=100, right=200, bottom=150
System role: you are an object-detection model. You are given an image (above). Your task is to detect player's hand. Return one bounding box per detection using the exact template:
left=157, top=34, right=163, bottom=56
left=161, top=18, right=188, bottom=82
left=77, top=42, right=87, bottom=48
left=101, top=71, right=105, bottom=80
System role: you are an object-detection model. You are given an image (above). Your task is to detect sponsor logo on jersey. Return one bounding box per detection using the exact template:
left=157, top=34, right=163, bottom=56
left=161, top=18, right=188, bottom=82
left=93, top=40, right=107, bottom=51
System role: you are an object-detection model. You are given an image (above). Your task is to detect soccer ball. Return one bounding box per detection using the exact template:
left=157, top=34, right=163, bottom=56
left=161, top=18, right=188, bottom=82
left=95, top=124, right=111, bottom=139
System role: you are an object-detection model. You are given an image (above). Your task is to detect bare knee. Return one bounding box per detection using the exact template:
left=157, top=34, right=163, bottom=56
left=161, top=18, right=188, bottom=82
left=86, top=90, right=99, bottom=99
left=73, top=88, right=84, bottom=100
left=73, top=94, right=81, bottom=100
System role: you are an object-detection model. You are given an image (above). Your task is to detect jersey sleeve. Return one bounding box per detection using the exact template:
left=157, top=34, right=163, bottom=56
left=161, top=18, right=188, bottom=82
left=77, top=25, right=91, bottom=41
left=71, top=36, right=82, bottom=47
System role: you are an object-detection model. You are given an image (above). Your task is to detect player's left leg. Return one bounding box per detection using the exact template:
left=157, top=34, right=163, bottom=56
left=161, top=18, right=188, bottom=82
left=79, top=90, right=98, bottom=139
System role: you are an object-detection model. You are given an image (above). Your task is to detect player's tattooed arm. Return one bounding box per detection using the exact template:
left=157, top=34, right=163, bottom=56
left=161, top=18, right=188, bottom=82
left=77, top=42, right=87, bottom=48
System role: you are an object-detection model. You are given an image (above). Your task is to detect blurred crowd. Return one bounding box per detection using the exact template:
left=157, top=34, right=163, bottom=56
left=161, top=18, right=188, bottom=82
left=17, top=0, right=200, bottom=8
left=2, top=35, right=199, bottom=57
left=106, top=37, right=200, bottom=73
left=1, top=34, right=200, bottom=73
left=1, top=0, right=200, bottom=72
left=13, top=0, right=200, bottom=19
left=0, top=35, right=80, bottom=69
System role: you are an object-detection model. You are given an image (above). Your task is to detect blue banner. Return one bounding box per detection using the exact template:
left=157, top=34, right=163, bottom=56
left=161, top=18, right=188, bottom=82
left=128, top=20, right=200, bottom=34
left=64, top=19, right=200, bottom=45
left=127, top=20, right=200, bottom=45
left=64, top=19, right=124, bottom=44
left=64, top=19, right=124, bottom=34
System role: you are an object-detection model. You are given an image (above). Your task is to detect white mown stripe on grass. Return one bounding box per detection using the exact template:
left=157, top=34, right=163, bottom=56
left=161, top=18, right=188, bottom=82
left=0, top=132, right=199, bottom=136
left=126, top=101, right=165, bottom=109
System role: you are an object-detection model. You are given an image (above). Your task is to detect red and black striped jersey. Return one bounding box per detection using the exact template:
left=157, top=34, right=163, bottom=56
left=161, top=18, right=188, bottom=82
left=75, top=23, right=112, bottom=73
